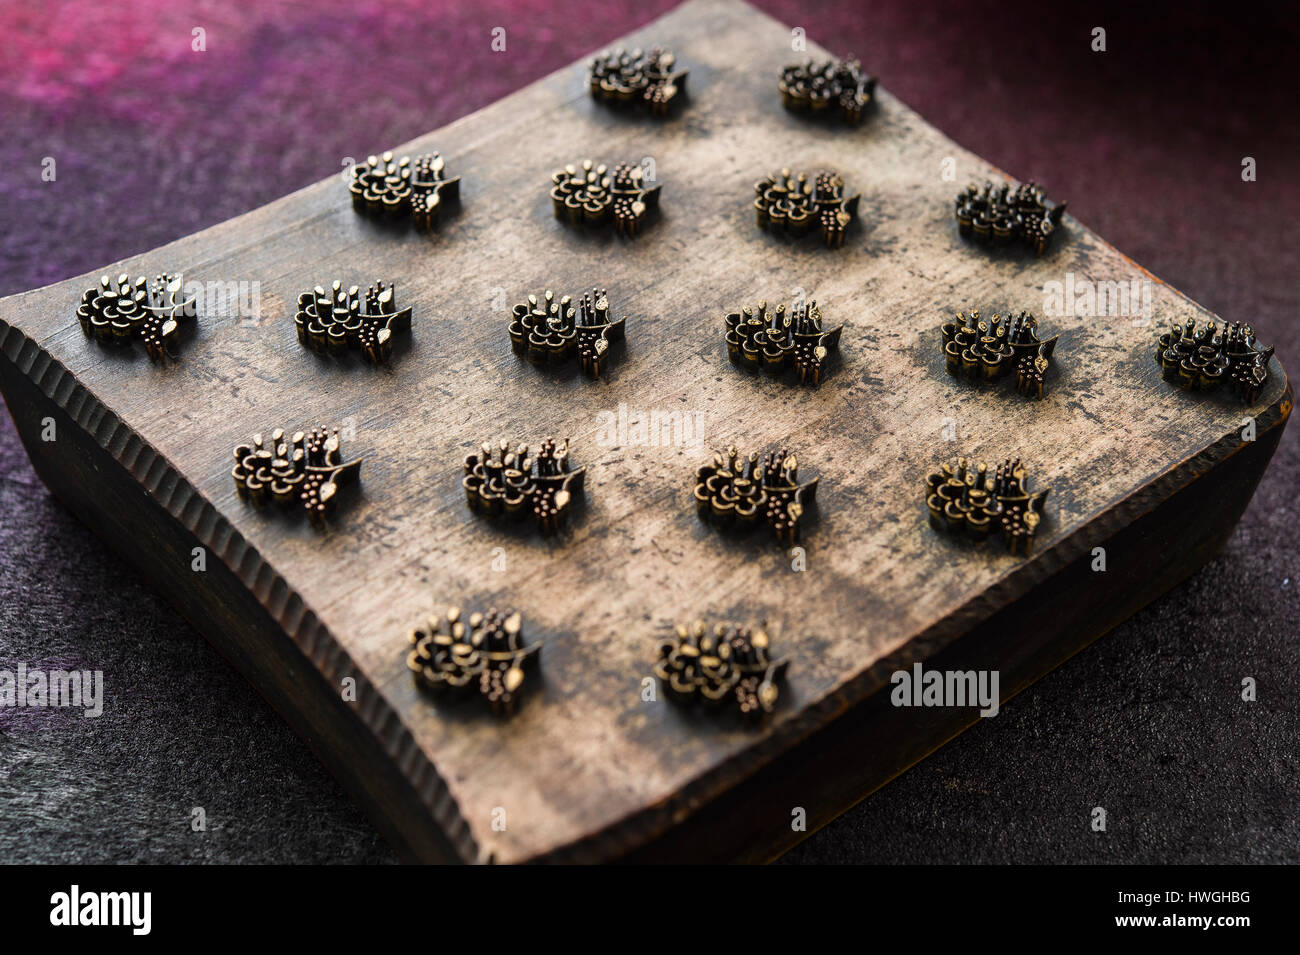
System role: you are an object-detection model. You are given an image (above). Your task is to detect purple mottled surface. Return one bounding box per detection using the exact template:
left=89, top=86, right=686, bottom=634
left=1, top=0, right=1296, bottom=863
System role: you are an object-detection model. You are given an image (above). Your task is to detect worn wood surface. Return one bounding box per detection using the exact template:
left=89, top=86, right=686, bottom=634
left=0, top=0, right=1290, bottom=863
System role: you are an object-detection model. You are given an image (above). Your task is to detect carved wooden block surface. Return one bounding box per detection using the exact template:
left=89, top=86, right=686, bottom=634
left=0, top=0, right=1289, bottom=863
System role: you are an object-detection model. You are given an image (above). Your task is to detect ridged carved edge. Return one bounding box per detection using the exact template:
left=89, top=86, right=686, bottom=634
left=0, top=318, right=482, bottom=864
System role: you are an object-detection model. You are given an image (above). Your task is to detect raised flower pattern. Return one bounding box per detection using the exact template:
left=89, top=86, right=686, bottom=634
left=407, top=607, right=540, bottom=716
left=509, top=288, right=627, bottom=378
left=925, top=457, right=1050, bottom=555
left=1155, top=317, right=1274, bottom=404
left=754, top=168, right=859, bottom=248
left=76, top=272, right=197, bottom=362
left=941, top=309, right=1059, bottom=399
left=463, top=438, right=587, bottom=536
left=551, top=160, right=663, bottom=237
left=954, top=179, right=1066, bottom=256
left=654, top=620, right=788, bottom=720
left=589, top=47, right=688, bottom=116
left=694, top=446, right=818, bottom=547
left=295, top=280, right=413, bottom=364
left=778, top=55, right=877, bottom=124
left=348, top=150, right=461, bottom=230
left=725, top=298, right=842, bottom=386
left=231, top=427, right=363, bottom=527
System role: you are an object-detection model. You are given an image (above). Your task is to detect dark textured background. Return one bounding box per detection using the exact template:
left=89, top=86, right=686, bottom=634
left=0, top=0, right=1295, bottom=864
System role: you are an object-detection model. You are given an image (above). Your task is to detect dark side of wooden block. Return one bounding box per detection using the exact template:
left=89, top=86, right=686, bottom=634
left=0, top=0, right=1291, bottom=862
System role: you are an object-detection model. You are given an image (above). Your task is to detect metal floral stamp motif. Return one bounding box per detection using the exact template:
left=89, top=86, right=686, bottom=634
left=955, top=180, right=1066, bottom=256
left=232, top=427, right=362, bottom=527
left=464, top=438, right=586, bottom=536
left=1155, top=318, right=1274, bottom=404
left=695, top=446, right=818, bottom=547
left=349, top=150, right=461, bottom=230
left=509, top=288, right=627, bottom=378
left=295, top=281, right=412, bottom=364
left=725, top=299, right=842, bottom=386
left=925, top=457, right=1050, bottom=556
left=754, top=169, right=859, bottom=248
left=589, top=47, right=688, bottom=116
left=551, top=160, right=662, bottom=237
left=778, top=56, right=877, bottom=124
left=654, top=620, right=789, bottom=720
left=76, top=273, right=196, bottom=362
left=942, top=309, right=1059, bottom=399
left=407, top=607, right=540, bottom=717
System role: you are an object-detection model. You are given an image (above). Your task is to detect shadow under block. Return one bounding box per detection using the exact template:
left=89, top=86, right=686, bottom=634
left=0, top=0, right=1290, bottom=863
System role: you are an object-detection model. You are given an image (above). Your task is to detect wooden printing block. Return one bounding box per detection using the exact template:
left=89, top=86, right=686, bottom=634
left=0, top=0, right=1289, bottom=862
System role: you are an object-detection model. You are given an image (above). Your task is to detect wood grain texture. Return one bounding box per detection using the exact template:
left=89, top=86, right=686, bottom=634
left=0, top=0, right=1290, bottom=863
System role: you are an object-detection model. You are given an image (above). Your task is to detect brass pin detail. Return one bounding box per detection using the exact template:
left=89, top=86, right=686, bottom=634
left=1155, top=317, right=1274, bottom=404
left=550, top=159, right=663, bottom=237
left=941, top=309, right=1060, bottom=399
left=955, top=179, right=1066, bottom=256
left=725, top=298, right=842, bottom=385
left=508, top=288, right=628, bottom=378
